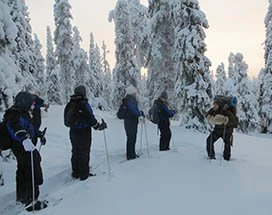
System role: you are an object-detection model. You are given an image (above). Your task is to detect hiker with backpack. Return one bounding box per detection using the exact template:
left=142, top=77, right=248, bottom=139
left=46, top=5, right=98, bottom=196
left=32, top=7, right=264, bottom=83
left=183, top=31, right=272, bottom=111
left=151, top=91, right=175, bottom=151
left=3, top=91, right=46, bottom=208
left=64, top=85, right=107, bottom=180
left=118, top=85, right=144, bottom=160
left=206, top=96, right=239, bottom=160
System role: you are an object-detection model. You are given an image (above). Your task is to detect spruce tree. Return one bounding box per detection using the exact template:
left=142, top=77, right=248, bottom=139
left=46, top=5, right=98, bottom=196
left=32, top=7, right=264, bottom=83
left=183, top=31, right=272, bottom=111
left=259, top=0, right=272, bottom=132
left=146, top=0, right=176, bottom=103
left=215, top=63, right=227, bottom=96
left=228, top=53, right=259, bottom=132
left=0, top=0, right=23, bottom=109
left=109, top=0, right=140, bottom=108
left=172, top=0, right=212, bottom=131
left=54, top=0, right=74, bottom=103
left=8, top=0, right=37, bottom=92
left=46, top=26, right=61, bottom=104
left=33, top=34, right=46, bottom=97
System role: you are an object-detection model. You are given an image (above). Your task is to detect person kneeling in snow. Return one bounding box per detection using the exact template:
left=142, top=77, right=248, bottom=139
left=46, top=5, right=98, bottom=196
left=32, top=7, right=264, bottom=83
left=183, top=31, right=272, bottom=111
left=206, top=99, right=238, bottom=161
left=64, top=85, right=107, bottom=180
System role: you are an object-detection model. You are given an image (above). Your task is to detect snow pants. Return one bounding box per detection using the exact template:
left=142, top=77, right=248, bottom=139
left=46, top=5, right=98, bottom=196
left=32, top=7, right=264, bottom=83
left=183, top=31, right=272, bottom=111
left=206, top=128, right=233, bottom=160
left=70, top=128, right=92, bottom=180
left=124, top=119, right=138, bottom=159
left=158, top=121, right=171, bottom=151
left=12, top=147, right=43, bottom=205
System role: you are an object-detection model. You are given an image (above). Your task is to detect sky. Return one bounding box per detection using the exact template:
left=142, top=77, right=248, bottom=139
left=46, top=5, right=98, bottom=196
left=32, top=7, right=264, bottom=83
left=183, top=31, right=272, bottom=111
left=25, top=0, right=268, bottom=78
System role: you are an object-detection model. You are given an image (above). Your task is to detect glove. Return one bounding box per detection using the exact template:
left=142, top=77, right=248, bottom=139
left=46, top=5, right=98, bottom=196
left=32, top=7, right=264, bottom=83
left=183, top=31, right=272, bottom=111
left=40, top=136, right=46, bottom=145
left=44, top=104, right=49, bottom=112
left=97, top=119, right=107, bottom=130
left=140, top=111, right=145, bottom=118
left=223, top=116, right=229, bottom=125
left=22, top=138, right=35, bottom=152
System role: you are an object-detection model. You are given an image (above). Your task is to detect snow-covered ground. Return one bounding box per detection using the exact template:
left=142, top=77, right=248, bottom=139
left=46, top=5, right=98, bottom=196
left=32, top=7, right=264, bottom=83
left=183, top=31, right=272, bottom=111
left=0, top=105, right=272, bottom=215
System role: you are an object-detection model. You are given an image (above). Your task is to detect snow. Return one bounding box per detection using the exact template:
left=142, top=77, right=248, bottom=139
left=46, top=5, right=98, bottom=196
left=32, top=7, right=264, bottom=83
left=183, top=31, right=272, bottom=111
left=1, top=105, right=272, bottom=215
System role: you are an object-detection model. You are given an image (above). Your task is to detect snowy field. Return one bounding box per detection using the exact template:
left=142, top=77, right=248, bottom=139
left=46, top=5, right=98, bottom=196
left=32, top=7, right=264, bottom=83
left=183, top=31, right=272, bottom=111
left=0, top=105, right=272, bottom=215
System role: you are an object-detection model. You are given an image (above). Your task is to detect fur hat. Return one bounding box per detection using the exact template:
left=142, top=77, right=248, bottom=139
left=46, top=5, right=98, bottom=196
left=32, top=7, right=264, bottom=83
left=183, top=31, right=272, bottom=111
left=160, top=91, right=168, bottom=100
left=74, top=85, right=86, bottom=97
left=126, top=85, right=137, bottom=96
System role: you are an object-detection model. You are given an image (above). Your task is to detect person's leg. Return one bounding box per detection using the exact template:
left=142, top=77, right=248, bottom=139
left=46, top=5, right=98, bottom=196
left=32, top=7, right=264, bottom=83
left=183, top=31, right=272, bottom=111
left=78, top=129, right=92, bottom=180
left=125, top=120, right=138, bottom=159
left=206, top=130, right=220, bottom=159
left=223, top=133, right=233, bottom=160
left=70, top=129, right=80, bottom=178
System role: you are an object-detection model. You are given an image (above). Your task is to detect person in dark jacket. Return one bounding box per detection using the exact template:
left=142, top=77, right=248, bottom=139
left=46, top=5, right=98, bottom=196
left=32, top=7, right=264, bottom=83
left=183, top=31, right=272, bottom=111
left=4, top=91, right=44, bottom=206
left=64, top=85, right=107, bottom=181
left=154, top=91, right=175, bottom=151
left=31, top=94, right=49, bottom=131
left=206, top=99, right=238, bottom=160
left=122, top=85, right=144, bottom=160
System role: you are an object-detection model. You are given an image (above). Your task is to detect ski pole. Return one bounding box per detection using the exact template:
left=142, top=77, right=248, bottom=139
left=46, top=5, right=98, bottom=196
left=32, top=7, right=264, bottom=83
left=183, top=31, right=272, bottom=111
left=102, top=130, right=111, bottom=177
left=30, top=150, right=35, bottom=212
left=209, top=129, right=213, bottom=162
left=143, top=118, right=150, bottom=159
left=139, top=119, right=143, bottom=155
left=220, top=124, right=227, bottom=165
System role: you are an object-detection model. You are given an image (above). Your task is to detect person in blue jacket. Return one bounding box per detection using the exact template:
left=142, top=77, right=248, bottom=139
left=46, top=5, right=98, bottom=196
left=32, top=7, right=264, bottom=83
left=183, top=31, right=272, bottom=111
left=154, top=91, right=175, bottom=151
left=122, top=85, right=144, bottom=160
left=64, top=85, right=107, bottom=180
left=4, top=92, right=44, bottom=207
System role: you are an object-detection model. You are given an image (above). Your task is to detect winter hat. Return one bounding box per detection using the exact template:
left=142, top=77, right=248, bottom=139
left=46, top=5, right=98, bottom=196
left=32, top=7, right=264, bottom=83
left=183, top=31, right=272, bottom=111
left=126, top=85, right=137, bottom=96
left=160, top=91, right=168, bottom=100
left=74, top=85, right=86, bottom=97
left=14, top=91, right=36, bottom=111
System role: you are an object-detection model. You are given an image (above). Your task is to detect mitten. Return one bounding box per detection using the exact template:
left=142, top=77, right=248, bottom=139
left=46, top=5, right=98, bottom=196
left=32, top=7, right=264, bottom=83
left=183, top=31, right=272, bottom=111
left=22, top=139, right=35, bottom=152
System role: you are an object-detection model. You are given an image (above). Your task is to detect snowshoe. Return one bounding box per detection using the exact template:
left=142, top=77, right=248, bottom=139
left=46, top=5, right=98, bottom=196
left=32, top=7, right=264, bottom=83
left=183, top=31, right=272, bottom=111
left=25, top=200, right=48, bottom=212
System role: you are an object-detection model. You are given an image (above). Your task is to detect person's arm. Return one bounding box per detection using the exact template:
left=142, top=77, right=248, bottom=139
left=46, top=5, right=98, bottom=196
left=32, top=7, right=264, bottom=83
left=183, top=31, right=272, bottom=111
left=162, top=105, right=175, bottom=118
left=82, top=102, right=99, bottom=128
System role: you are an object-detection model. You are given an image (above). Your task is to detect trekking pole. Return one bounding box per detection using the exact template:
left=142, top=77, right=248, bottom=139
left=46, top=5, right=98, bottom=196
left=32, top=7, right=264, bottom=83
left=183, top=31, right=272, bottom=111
left=30, top=150, right=35, bottom=212
left=220, top=124, right=227, bottom=165
left=143, top=118, right=150, bottom=159
left=209, top=129, right=213, bottom=162
left=139, top=119, right=143, bottom=155
left=102, top=130, right=112, bottom=177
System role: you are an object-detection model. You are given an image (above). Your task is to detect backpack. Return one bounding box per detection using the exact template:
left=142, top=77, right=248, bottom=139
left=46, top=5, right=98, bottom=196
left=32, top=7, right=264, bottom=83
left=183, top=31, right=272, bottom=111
left=148, top=101, right=160, bottom=124
left=214, top=95, right=237, bottom=109
left=117, top=100, right=127, bottom=119
left=0, top=120, right=13, bottom=150
left=64, top=102, right=81, bottom=127
left=214, top=95, right=239, bottom=128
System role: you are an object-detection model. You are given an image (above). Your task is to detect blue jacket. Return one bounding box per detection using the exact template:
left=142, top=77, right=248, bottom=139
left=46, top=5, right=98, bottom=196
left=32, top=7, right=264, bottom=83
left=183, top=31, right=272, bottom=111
left=4, top=107, right=36, bottom=143
left=123, top=95, right=142, bottom=121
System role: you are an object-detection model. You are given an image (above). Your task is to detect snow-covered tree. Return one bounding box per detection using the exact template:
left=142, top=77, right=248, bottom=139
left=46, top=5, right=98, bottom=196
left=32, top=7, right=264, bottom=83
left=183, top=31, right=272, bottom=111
left=72, top=27, right=90, bottom=88
left=54, top=0, right=74, bottom=103
left=172, top=0, right=212, bottom=131
left=109, top=0, right=141, bottom=108
left=146, top=0, right=176, bottom=104
left=101, top=41, right=112, bottom=109
left=46, top=26, right=61, bottom=104
left=259, top=0, right=272, bottom=132
left=8, top=0, right=37, bottom=92
left=214, top=63, right=227, bottom=96
left=228, top=53, right=259, bottom=132
left=89, top=33, right=102, bottom=98
left=33, top=33, right=46, bottom=97
left=0, top=0, right=23, bottom=109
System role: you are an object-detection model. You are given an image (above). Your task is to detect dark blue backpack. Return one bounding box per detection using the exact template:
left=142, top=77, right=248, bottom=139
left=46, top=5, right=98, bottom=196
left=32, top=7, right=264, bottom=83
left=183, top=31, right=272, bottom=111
left=0, top=120, right=13, bottom=150
left=117, top=101, right=127, bottom=119
left=148, top=102, right=160, bottom=124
